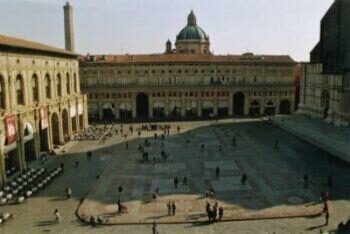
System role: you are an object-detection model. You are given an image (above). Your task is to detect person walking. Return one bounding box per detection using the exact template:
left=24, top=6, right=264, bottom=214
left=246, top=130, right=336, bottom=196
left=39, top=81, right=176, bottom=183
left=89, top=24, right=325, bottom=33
left=167, top=201, right=171, bottom=215
left=152, top=221, right=158, bottom=234
left=174, top=177, right=179, bottom=189
left=218, top=206, right=223, bottom=220
left=325, top=210, right=330, bottom=226
left=241, top=173, right=247, bottom=185
left=216, top=166, right=220, bottom=178
left=66, top=187, right=72, bottom=199
left=171, top=201, right=176, bottom=215
left=182, top=176, right=187, bottom=186
left=54, top=209, right=61, bottom=223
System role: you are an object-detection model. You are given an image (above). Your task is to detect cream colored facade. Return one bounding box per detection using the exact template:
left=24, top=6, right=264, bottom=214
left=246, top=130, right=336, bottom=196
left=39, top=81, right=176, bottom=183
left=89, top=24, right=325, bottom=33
left=80, top=54, right=296, bottom=121
left=0, top=36, right=88, bottom=185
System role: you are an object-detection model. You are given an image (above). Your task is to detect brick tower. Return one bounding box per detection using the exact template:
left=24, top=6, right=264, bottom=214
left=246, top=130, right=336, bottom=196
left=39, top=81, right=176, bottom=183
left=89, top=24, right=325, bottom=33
left=63, top=2, right=74, bottom=52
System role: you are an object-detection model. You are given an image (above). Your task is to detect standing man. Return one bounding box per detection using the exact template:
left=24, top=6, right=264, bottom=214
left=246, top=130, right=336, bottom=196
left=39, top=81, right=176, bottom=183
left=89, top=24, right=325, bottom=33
left=152, top=221, right=158, bottom=234
left=167, top=201, right=171, bottom=215
left=172, top=201, right=176, bottom=215
left=174, top=177, right=179, bottom=189
left=216, top=166, right=220, bottom=178
left=66, top=187, right=72, bottom=199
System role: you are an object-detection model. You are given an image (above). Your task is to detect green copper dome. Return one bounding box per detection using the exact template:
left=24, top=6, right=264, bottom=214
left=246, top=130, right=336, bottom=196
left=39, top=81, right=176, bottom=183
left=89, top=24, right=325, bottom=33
left=176, top=11, right=209, bottom=41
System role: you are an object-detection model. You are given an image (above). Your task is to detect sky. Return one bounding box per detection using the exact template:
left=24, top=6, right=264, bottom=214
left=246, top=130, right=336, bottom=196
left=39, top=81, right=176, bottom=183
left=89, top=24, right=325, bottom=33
left=0, top=0, right=334, bottom=62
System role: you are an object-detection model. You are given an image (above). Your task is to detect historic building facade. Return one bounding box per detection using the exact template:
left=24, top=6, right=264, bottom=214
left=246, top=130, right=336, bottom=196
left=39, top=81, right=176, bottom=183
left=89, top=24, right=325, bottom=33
left=80, top=11, right=296, bottom=121
left=298, top=0, right=350, bottom=126
left=0, top=34, right=88, bottom=184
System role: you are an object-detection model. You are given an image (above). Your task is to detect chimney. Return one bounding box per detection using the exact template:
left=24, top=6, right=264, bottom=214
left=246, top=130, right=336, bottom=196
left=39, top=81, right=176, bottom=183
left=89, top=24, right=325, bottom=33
left=63, top=2, right=75, bottom=52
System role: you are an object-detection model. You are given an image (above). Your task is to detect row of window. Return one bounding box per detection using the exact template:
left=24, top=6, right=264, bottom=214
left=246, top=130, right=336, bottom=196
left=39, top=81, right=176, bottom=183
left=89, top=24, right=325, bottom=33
left=84, top=68, right=292, bottom=75
left=90, top=90, right=296, bottom=100
left=14, top=59, right=76, bottom=67
left=0, top=72, right=78, bottom=109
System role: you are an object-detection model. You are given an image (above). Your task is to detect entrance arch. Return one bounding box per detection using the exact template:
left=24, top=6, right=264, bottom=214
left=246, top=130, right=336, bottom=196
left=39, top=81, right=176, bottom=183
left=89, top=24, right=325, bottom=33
left=279, top=100, right=291, bottom=114
left=23, top=122, right=36, bottom=162
left=102, top=102, right=115, bottom=121
left=62, top=109, right=69, bottom=141
left=136, top=93, right=149, bottom=118
left=321, top=90, right=330, bottom=119
left=51, top=113, right=60, bottom=146
left=233, top=92, right=245, bottom=116
left=249, top=100, right=260, bottom=116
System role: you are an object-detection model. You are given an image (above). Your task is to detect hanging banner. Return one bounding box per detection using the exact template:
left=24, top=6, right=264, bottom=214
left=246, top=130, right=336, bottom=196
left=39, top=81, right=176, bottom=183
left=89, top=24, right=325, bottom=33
left=40, top=107, right=48, bottom=129
left=78, top=103, right=83, bottom=115
left=5, top=115, right=16, bottom=144
left=70, top=105, right=76, bottom=117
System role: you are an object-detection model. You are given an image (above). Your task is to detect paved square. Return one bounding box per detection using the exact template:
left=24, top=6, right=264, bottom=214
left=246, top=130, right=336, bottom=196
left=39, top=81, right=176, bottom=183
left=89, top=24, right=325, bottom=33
left=77, top=120, right=325, bottom=224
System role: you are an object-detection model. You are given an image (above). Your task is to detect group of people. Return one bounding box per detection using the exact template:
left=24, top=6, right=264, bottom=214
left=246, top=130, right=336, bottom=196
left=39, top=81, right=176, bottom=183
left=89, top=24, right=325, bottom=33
left=166, top=201, right=177, bottom=215
left=206, top=201, right=224, bottom=223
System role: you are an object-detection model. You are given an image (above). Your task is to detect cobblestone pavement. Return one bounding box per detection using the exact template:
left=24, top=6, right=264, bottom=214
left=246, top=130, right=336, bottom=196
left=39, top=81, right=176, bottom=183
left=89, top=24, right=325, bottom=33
left=1, top=119, right=349, bottom=234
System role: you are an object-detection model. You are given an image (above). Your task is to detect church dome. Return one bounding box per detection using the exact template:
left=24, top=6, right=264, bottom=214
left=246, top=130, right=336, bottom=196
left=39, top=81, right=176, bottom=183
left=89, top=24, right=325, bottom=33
left=176, top=11, right=208, bottom=41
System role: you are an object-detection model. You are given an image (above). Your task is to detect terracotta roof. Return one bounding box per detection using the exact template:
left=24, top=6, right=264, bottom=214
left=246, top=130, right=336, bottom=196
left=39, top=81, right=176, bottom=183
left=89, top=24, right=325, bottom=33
left=0, top=34, right=78, bottom=57
left=80, top=53, right=295, bottom=64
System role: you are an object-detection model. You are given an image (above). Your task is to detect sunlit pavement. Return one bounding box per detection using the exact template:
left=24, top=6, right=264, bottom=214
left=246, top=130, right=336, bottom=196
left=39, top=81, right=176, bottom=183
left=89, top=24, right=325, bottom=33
left=1, top=118, right=349, bottom=234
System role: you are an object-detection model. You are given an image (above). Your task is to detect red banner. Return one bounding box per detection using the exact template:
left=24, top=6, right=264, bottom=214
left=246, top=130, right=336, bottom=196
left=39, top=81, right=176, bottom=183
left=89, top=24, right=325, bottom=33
left=40, top=107, right=48, bottom=129
left=5, top=115, right=16, bottom=145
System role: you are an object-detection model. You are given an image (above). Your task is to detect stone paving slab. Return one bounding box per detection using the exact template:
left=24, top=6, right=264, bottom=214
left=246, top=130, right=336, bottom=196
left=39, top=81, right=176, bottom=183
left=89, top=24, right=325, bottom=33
left=272, top=115, right=350, bottom=163
left=76, top=121, right=324, bottom=225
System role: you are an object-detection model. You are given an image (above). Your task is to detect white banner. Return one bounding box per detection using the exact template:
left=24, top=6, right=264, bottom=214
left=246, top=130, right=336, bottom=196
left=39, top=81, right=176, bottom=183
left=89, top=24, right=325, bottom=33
left=70, top=106, right=76, bottom=117
left=78, top=103, right=83, bottom=115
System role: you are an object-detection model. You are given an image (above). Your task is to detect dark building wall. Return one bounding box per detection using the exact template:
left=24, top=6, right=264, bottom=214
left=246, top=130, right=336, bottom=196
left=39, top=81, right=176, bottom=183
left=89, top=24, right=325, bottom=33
left=310, top=0, right=350, bottom=74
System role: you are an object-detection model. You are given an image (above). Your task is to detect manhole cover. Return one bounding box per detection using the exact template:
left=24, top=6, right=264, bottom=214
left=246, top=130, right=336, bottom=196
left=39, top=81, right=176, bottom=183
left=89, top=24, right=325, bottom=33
left=287, top=196, right=304, bottom=204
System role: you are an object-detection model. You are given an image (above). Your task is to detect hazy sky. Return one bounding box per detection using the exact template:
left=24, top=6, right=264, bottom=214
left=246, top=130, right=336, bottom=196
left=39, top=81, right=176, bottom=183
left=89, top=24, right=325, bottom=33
left=0, top=0, right=334, bottom=61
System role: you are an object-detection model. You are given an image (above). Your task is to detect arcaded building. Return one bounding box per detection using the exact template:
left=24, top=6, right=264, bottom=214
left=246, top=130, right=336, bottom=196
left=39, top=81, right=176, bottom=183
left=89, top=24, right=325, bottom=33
left=0, top=34, right=88, bottom=184
left=80, top=11, right=296, bottom=121
left=298, top=0, right=350, bottom=126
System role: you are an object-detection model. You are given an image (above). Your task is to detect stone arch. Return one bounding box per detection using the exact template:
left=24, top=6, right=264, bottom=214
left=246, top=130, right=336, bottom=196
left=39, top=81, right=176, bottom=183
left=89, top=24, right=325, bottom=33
left=62, top=109, right=69, bottom=141
left=23, top=121, right=36, bottom=162
left=233, top=92, right=245, bottom=115
left=136, top=93, right=149, bottom=118
left=51, top=112, right=60, bottom=146
left=102, top=102, right=115, bottom=121
left=0, top=74, right=6, bottom=109
left=119, top=103, right=132, bottom=121
left=56, top=73, right=62, bottom=97
left=15, top=74, right=25, bottom=105
left=264, top=100, right=276, bottom=115
left=44, top=73, right=51, bottom=99
left=31, top=73, right=39, bottom=102
left=249, top=100, right=260, bottom=116
left=279, top=100, right=291, bottom=114
left=202, top=101, right=214, bottom=118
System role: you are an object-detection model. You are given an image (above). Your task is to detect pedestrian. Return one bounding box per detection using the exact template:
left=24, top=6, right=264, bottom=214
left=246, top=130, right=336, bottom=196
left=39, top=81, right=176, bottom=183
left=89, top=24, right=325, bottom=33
left=171, top=201, right=176, bottom=215
left=216, top=166, right=220, bottom=178
left=161, top=134, right=165, bottom=141
left=327, top=174, right=333, bottom=187
left=218, top=206, right=223, bottom=220
left=125, top=141, right=128, bottom=150
left=213, top=202, right=218, bottom=221
left=187, top=130, right=190, bottom=136
left=303, top=174, right=309, bottom=189
left=177, top=126, right=180, bottom=132
left=232, top=137, right=236, bottom=146
left=182, top=176, right=187, bottom=186
left=241, top=173, right=247, bottom=185
left=154, top=133, right=157, bottom=139
left=206, top=202, right=210, bottom=213
left=274, top=139, right=279, bottom=149
left=60, top=162, right=65, bottom=172
left=74, top=159, right=79, bottom=168
left=152, top=221, right=158, bottom=234
left=90, top=216, right=97, bottom=227
left=167, top=201, right=171, bottom=215
left=138, top=131, right=141, bottom=137
left=54, top=209, right=61, bottom=223
left=325, top=210, right=329, bottom=226
left=323, top=201, right=328, bottom=213
left=66, top=187, right=72, bottom=199
left=174, top=177, right=179, bottom=189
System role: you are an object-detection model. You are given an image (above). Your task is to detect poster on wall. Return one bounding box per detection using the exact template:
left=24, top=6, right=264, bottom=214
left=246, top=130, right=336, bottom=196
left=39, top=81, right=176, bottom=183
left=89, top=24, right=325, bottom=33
left=78, top=103, right=83, bottom=115
left=40, top=107, right=48, bottom=129
left=5, top=115, right=16, bottom=144
left=70, top=105, right=76, bottom=117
